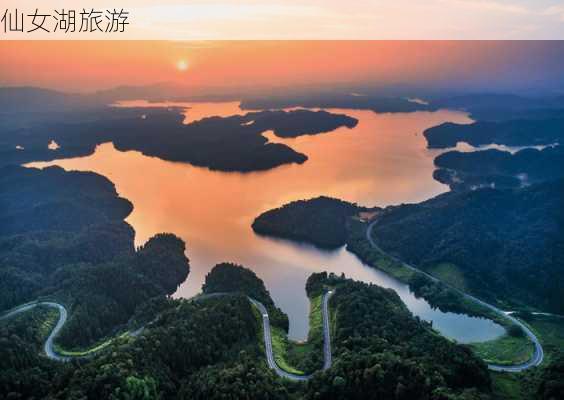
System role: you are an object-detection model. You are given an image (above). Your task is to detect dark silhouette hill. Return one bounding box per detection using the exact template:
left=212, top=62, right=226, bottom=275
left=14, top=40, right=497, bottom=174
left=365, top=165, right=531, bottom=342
left=368, top=180, right=564, bottom=314
left=1, top=107, right=357, bottom=172
left=252, top=181, right=564, bottom=314
left=0, top=166, right=189, bottom=347
left=424, top=119, right=564, bottom=149
left=253, top=196, right=373, bottom=248
left=433, top=145, right=564, bottom=190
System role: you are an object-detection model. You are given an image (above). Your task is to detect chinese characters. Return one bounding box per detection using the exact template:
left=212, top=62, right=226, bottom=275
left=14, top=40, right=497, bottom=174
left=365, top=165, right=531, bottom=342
left=1, top=8, right=129, bottom=34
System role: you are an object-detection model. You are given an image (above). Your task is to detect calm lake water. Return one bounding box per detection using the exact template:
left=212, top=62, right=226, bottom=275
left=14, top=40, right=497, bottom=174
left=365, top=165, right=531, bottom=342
left=27, top=102, right=505, bottom=343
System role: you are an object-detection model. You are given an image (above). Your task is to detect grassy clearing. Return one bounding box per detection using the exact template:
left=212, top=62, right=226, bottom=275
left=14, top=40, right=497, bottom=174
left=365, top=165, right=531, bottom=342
left=250, top=301, right=305, bottom=376
left=352, top=225, right=502, bottom=321
left=270, top=294, right=327, bottom=375
left=286, top=341, right=311, bottom=363
left=349, top=220, right=539, bottom=366
left=476, top=313, right=564, bottom=369
left=270, top=327, right=306, bottom=375
left=469, top=334, right=534, bottom=366
left=308, top=295, right=323, bottom=340
left=366, top=246, right=416, bottom=282
left=251, top=294, right=327, bottom=376
left=346, top=220, right=416, bottom=283
left=489, top=315, right=564, bottom=400
left=374, top=248, right=504, bottom=324
left=520, top=314, right=564, bottom=363
left=37, top=308, right=58, bottom=340
left=54, top=331, right=130, bottom=357
left=427, top=262, right=468, bottom=291
left=286, top=295, right=324, bottom=373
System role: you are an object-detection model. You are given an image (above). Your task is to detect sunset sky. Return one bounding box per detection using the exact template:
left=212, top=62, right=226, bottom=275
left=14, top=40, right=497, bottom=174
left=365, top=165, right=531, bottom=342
left=1, top=41, right=564, bottom=93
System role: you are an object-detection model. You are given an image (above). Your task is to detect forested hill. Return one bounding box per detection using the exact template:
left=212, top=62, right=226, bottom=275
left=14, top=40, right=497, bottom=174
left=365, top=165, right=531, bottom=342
left=369, top=179, right=564, bottom=314
left=1, top=287, right=282, bottom=400
left=1, top=103, right=357, bottom=172
left=241, top=93, right=435, bottom=113
left=0, top=165, right=133, bottom=235
left=423, top=119, right=564, bottom=149
left=304, top=272, right=491, bottom=399
left=247, top=109, right=358, bottom=137
left=252, top=196, right=376, bottom=248
left=433, top=145, right=564, bottom=191
left=1, top=263, right=496, bottom=399
left=203, top=262, right=289, bottom=330
left=251, top=181, right=563, bottom=314
left=0, top=165, right=190, bottom=347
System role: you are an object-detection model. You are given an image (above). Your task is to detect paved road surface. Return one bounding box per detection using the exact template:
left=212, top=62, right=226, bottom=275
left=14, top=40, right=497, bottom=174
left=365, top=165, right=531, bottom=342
left=321, top=290, right=333, bottom=371
left=366, top=220, right=544, bottom=372
left=0, top=301, right=71, bottom=362
left=250, top=290, right=334, bottom=381
left=1, top=292, right=336, bottom=380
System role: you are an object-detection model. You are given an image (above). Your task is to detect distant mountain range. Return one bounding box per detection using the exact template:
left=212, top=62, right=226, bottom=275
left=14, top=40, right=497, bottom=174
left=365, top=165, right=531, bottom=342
left=3, top=85, right=564, bottom=118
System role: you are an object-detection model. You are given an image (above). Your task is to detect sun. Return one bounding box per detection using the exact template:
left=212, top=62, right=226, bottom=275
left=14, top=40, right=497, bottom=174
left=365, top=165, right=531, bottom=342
left=176, top=60, right=189, bottom=72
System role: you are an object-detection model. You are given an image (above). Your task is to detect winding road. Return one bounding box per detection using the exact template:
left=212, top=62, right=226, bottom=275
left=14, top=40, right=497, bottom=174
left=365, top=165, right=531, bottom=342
left=250, top=290, right=334, bottom=381
left=1, top=240, right=542, bottom=376
left=0, top=301, right=71, bottom=362
left=366, top=220, right=544, bottom=372
left=1, top=292, right=335, bottom=381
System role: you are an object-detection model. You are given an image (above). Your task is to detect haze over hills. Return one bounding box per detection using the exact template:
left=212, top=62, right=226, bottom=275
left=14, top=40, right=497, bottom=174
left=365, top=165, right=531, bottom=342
left=3, top=36, right=564, bottom=400
left=0, top=96, right=358, bottom=172
left=3, top=84, right=564, bottom=119
left=1, top=81, right=564, bottom=399
left=0, top=87, right=105, bottom=113
left=424, top=118, right=564, bottom=149
left=3, top=86, right=563, bottom=312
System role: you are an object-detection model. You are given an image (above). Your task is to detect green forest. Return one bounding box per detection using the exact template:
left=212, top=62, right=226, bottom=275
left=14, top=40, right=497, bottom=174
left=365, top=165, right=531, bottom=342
left=423, top=118, right=564, bottom=149
left=1, top=261, right=504, bottom=400
left=0, top=165, right=190, bottom=348
left=252, top=196, right=374, bottom=248
left=251, top=181, right=564, bottom=315
left=249, top=184, right=564, bottom=399
left=433, top=146, right=564, bottom=191
left=203, top=262, right=289, bottom=331
left=1, top=90, right=563, bottom=399
left=368, top=179, right=564, bottom=315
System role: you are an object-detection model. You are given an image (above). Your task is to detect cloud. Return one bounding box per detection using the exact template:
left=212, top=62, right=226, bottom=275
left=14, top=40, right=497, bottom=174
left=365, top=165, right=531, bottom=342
left=543, top=5, right=564, bottom=21
left=437, top=0, right=530, bottom=14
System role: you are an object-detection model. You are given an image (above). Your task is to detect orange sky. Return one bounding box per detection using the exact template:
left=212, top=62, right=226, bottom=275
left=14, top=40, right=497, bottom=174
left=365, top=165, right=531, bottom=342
left=1, top=41, right=563, bottom=93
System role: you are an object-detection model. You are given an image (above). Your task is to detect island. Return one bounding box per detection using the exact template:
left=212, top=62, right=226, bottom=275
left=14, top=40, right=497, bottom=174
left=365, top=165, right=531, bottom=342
left=423, top=119, right=564, bottom=149
left=433, top=145, right=564, bottom=190
left=252, top=196, right=378, bottom=248
left=1, top=89, right=359, bottom=172
left=241, top=92, right=436, bottom=113
left=251, top=180, right=564, bottom=316
left=430, top=93, right=564, bottom=121
left=246, top=109, right=358, bottom=137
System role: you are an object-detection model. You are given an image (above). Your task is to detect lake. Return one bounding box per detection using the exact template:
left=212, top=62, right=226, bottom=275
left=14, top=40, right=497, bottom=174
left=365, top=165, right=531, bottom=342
left=27, top=102, right=505, bottom=343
